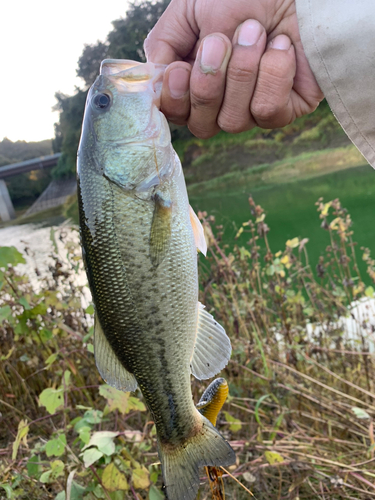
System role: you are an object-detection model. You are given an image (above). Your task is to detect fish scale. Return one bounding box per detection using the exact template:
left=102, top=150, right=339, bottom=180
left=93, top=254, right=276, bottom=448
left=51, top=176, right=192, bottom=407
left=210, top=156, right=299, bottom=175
left=77, top=59, right=235, bottom=500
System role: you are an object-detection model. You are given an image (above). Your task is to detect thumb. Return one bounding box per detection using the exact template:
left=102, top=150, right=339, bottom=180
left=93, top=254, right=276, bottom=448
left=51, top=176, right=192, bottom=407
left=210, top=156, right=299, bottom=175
left=144, top=1, right=198, bottom=64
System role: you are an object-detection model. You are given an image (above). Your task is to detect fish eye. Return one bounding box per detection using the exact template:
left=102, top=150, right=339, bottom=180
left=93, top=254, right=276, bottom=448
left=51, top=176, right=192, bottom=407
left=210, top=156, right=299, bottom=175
left=93, top=93, right=111, bottom=110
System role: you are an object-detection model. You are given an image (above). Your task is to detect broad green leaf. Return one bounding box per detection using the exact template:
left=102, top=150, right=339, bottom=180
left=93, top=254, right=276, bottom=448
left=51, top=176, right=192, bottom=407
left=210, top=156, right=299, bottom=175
left=99, top=385, right=129, bottom=414
left=102, top=463, right=128, bottom=492
left=27, top=455, right=41, bottom=478
left=69, top=481, right=87, bottom=500
left=264, top=451, right=284, bottom=465
left=108, top=492, right=125, bottom=500
left=0, top=305, right=11, bottom=322
left=266, top=265, right=275, bottom=276
left=12, top=419, right=29, bottom=459
left=0, top=484, right=14, bottom=499
left=55, top=492, right=65, bottom=500
left=82, top=431, right=118, bottom=456
left=127, top=397, right=146, bottom=412
left=365, top=286, right=374, bottom=297
left=45, top=434, right=67, bottom=457
left=45, top=353, right=58, bottom=367
left=87, top=343, right=94, bottom=354
left=91, top=484, right=107, bottom=499
left=85, top=304, right=94, bottom=314
left=239, top=247, right=251, bottom=260
left=352, top=407, right=371, bottom=419
left=40, top=460, right=64, bottom=483
left=19, top=297, right=31, bottom=310
left=81, top=448, right=103, bottom=468
left=39, top=387, right=64, bottom=414
left=78, top=426, right=91, bottom=445
left=30, top=302, right=47, bottom=316
left=150, top=471, right=159, bottom=484
left=0, top=246, right=26, bottom=268
left=149, top=485, right=164, bottom=500
left=132, top=467, right=150, bottom=490
left=83, top=409, right=103, bottom=425
left=223, top=412, right=242, bottom=432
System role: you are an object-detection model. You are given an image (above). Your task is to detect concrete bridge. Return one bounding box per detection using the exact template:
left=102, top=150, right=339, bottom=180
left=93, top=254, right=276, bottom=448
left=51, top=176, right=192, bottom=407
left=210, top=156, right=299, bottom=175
left=0, top=153, right=62, bottom=221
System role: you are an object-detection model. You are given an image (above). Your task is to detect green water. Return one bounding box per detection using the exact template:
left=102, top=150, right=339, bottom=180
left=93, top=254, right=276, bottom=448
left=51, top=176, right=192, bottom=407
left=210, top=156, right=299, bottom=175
left=189, top=165, right=375, bottom=279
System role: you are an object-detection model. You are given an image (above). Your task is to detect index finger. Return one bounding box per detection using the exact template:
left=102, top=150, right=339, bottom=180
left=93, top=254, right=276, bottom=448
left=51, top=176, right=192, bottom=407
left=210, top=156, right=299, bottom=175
left=144, top=1, right=198, bottom=64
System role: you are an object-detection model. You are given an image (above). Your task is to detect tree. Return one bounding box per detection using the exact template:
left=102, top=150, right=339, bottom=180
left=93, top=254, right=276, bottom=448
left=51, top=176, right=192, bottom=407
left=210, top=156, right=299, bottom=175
left=77, top=41, right=109, bottom=88
left=52, top=90, right=88, bottom=179
left=107, top=0, right=171, bottom=62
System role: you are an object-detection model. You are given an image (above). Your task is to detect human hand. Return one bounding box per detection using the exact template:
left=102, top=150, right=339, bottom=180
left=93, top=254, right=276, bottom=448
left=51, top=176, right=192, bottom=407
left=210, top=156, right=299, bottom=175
left=145, top=0, right=323, bottom=138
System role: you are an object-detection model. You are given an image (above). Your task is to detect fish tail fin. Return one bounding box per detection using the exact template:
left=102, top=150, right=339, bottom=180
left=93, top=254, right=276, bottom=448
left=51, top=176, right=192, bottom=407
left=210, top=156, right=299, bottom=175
left=158, top=416, right=235, bottom=500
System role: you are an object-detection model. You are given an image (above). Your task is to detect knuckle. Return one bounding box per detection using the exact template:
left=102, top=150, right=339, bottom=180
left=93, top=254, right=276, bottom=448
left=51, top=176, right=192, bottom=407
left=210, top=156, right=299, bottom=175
left=251, top=97, right=282, bottom=122
left=190, top=90, right=220, bottom=110
left=218, top=109, right=250, bottom=134
left=226, top=65, right=256, bottom=85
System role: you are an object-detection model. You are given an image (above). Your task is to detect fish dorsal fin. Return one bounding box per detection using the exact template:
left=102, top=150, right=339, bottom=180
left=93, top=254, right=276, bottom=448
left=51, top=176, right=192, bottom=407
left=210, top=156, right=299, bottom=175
left=150, top=193, right=172, bottom=266
left=189, top=206, right=207, bottom=256
left=94, top=314, right=138, bottom=392
left=190, top=303, right=231, bottom=380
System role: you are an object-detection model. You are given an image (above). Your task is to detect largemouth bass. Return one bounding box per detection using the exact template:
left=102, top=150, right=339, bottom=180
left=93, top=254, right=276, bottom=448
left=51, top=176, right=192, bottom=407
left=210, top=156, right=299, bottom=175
left=77, top=59, right=235, bottom=500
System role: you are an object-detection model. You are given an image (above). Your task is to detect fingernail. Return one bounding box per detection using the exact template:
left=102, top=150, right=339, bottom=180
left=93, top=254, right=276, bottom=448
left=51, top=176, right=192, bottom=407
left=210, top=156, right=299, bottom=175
left=237, top=20, right=263, bottom=46
left=168, top=67, right=190, bottom=98
left=270, top=34, right=291, bottom=51
left=200, top=36, right=227, bottom=74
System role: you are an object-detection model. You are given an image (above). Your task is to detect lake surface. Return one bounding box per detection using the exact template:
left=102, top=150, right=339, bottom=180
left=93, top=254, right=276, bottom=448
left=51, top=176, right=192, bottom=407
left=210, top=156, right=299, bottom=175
left=190, top=165, right=375, bottom=281
left=1, top=187, right=374, bottom=350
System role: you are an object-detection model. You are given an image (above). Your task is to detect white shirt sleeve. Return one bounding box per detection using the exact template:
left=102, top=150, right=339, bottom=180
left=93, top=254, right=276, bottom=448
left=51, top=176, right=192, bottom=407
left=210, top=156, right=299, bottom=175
left=296, top=0, right=375, bottom=168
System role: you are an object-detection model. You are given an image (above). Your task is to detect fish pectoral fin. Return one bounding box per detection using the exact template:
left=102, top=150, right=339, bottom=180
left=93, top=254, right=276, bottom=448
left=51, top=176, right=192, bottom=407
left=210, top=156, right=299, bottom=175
left=190, top=302, right=232, bottom=380
left=94, top=314, right=138, bottom=392
left=149, top=192, right=172, bottom=266
left=189, top=205, right=207, bottom=256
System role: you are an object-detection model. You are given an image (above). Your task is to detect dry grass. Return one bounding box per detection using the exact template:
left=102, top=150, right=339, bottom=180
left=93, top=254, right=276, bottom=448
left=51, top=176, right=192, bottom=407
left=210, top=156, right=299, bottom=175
left=1, top=197, right=375, bottom=499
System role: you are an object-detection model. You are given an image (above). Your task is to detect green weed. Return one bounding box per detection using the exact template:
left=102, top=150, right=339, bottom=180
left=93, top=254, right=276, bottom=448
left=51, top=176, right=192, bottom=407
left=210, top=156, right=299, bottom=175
left=1, top=197, right=375, bottom=499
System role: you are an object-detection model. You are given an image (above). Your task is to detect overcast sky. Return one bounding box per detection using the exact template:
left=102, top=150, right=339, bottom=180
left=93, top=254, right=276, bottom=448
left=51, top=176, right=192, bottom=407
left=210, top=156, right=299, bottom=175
left=1, top=1, right=131, bottom=143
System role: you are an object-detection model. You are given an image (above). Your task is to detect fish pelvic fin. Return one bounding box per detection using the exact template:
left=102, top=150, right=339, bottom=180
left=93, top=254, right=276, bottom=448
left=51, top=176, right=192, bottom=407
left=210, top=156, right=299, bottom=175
left=94, top=314, right=138, bottom=392
left=158, top=415, right=235, bottom=500
left=189, top=205, right=207, bottom=256
left=190, top=303, right=232, bottom=380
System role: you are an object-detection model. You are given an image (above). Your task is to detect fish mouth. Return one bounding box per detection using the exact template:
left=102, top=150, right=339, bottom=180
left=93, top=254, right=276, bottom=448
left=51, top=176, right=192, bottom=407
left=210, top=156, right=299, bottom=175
left=100, top=59, right=166, bottom=103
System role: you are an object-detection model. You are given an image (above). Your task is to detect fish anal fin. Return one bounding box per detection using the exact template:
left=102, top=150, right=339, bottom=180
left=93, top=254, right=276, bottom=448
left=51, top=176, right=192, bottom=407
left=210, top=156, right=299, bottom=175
left=149, top=192, right=172, bottom=266
left=189, top=205, right=207, bottom=256
left=190, top=303, right=231, bottom=380
left=94, top=314, right=138, bottom=392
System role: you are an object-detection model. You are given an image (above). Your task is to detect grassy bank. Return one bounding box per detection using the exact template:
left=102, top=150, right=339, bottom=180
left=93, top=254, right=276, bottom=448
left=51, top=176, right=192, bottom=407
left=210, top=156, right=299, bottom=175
left=1, top=198, right=375, bottom=499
